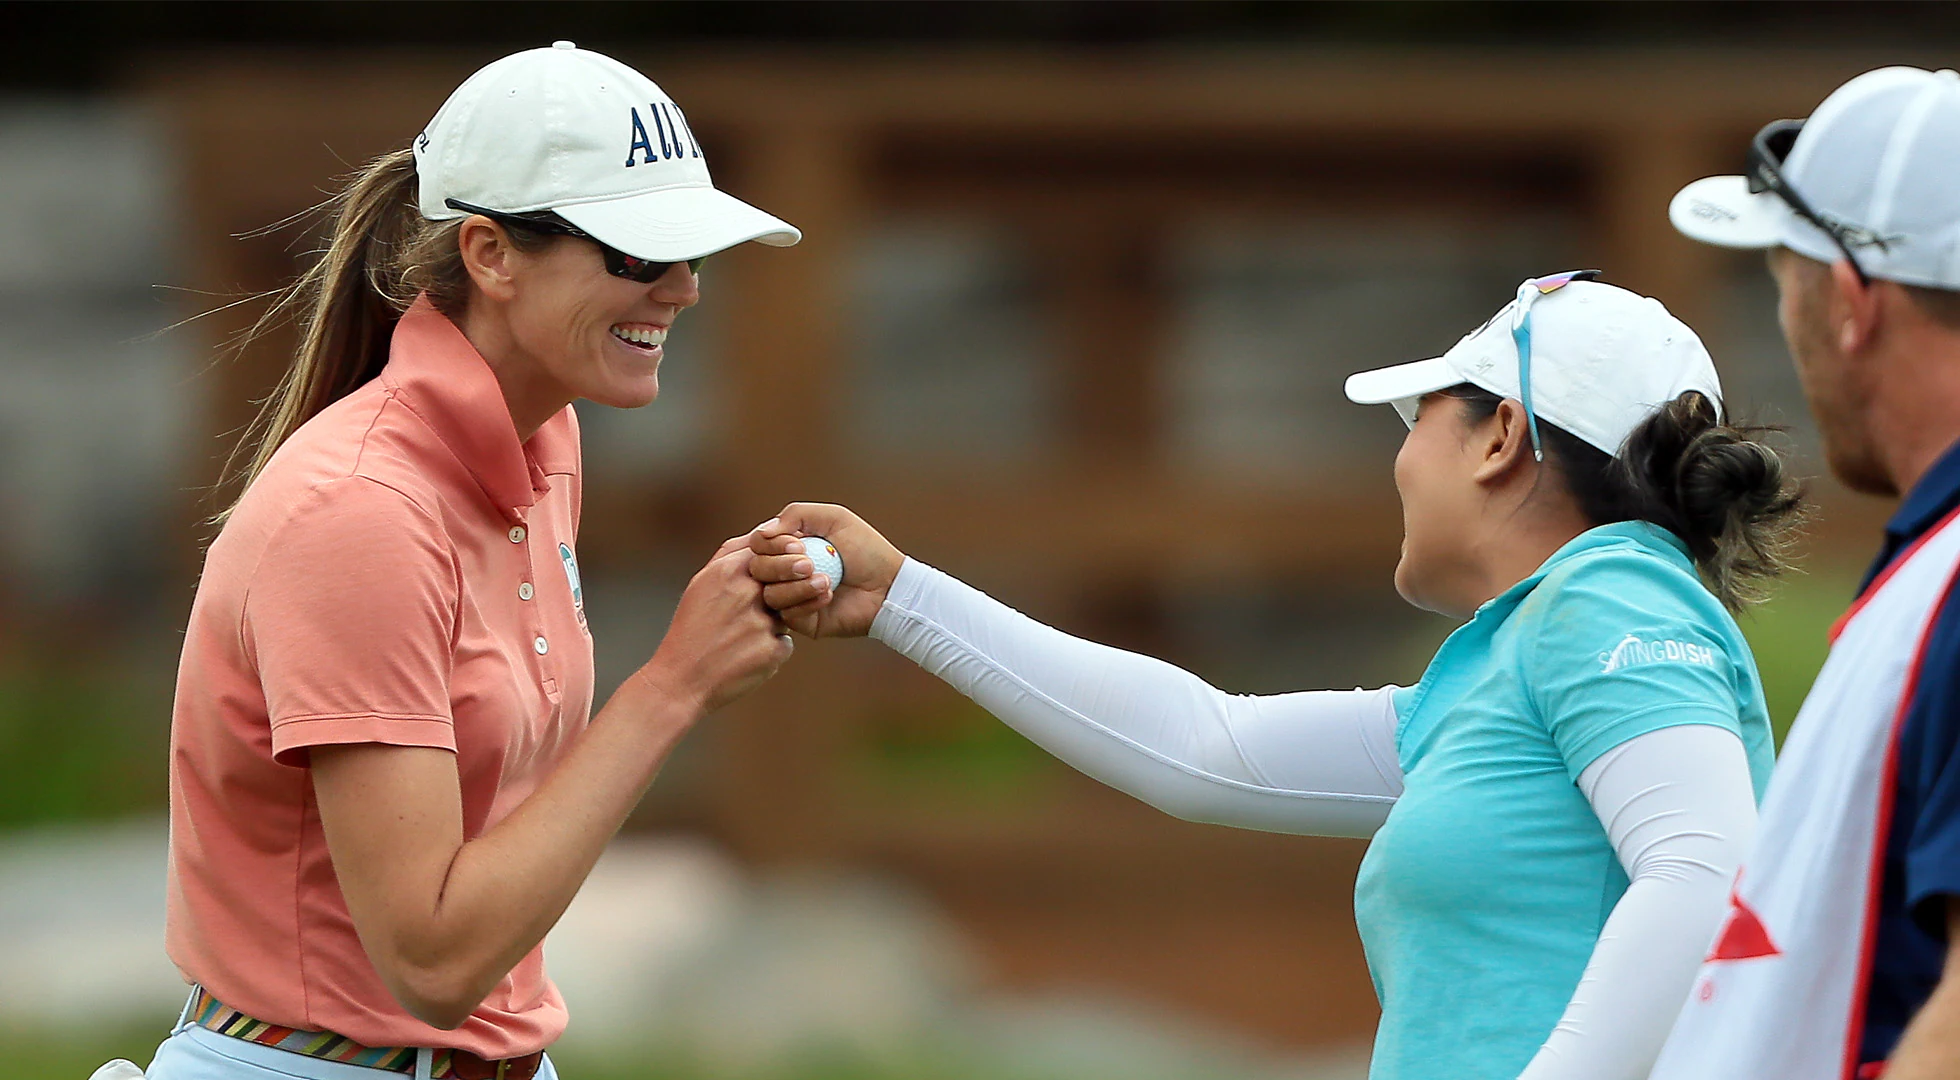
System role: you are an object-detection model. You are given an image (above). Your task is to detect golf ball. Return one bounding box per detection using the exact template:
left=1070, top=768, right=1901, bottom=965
left=802, top=536, right=845, bottom=588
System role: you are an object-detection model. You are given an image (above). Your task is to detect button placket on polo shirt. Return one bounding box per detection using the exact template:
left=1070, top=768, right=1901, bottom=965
left=512, top=519, right=538, bottom=605
left=506, top=508, right=561, bottom=704
left=388, top=301, right=585, bottom=798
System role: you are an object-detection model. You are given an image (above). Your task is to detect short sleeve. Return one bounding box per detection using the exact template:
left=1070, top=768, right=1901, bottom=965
left=1902, top=582, right=1960, bottom=938
left=244, top=478, right=461, bottom=766
left=1526, top=556, right=1744, bottom=781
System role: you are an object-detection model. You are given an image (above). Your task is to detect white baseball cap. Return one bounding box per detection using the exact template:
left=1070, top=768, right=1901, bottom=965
left=1670, top=66, right=1960, bottom=289
left=415, top=41, right=800, bottom=262
left=1344, top=275, right=1723, bottom=457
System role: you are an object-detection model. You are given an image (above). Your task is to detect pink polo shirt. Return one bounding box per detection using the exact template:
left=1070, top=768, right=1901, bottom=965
left=165, top=297, right=596, bottom=1058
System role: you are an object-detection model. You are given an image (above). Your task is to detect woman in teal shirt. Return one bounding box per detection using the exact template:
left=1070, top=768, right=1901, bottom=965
left=749, top=274, right=1803, bottom=1080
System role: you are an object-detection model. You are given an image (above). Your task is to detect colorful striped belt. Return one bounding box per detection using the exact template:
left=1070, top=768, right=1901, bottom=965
left=188, top=988, right=543, bottom=1080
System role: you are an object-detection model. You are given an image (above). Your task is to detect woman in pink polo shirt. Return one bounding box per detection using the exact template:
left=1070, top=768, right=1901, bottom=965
left=132, top=43, right=801, bottom=1080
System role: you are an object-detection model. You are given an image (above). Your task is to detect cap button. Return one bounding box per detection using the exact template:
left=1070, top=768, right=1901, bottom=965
left=553, top=40, right=577, bottom=50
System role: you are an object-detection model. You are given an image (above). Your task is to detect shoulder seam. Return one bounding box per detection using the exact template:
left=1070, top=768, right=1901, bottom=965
left=384, top=386, right=482, bottom=495
left=236, top=476, right=464, bottom=671
left=349, top=391, right=445, bottom=522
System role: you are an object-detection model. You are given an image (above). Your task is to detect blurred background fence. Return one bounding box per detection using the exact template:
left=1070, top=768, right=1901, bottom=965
left=4, top=3, right=1955, bottom=1077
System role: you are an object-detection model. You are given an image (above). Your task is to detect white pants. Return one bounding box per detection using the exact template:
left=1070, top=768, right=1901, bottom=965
left=144, top=1020, right=560, bottom=1080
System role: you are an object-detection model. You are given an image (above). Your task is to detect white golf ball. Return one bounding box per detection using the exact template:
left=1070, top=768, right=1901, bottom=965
left=802, top=536, right=845, bottom=588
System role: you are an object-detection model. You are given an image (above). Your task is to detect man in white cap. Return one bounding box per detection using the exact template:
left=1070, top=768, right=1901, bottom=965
left=1658, top=66, right=1960, bottom=1079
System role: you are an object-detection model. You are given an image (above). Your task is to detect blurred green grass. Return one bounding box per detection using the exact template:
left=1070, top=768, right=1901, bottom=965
left=4, top=1026, right=1112, bottom=1080
left=1736, top=559, right=1861, bottom=744
left=4, top=1024, right=164, bottom=1080
left=850, top=695, right=1063, bottom=810
left=0, top=653, right=168, bottom=828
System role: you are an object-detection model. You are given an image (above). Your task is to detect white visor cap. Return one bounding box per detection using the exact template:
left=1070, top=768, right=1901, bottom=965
left=415, top=41, right=800, bottom=262
left=1344, top=279, right=1723, bottom=457
left=1670, top=66, right=1960, bottom=290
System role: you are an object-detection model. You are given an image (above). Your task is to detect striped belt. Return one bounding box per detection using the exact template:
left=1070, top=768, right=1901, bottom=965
left=189, top=988, right=543, bottom=1080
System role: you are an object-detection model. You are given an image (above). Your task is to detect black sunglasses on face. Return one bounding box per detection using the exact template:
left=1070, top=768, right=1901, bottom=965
left=444, top=199, right=705, bottom=283
left=1746, top=119, right=1885, bottom=285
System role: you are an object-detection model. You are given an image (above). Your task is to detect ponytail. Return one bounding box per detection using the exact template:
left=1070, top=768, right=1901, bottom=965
left=215, top=147, right=513, bottom=523
left=1447, top=387, right=1806, bottom=611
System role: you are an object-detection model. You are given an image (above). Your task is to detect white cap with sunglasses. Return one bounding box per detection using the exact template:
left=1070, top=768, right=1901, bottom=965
left=415, top=40, right=801, bottom=264
left=1345, top=272, right=1724, bottom=459
left=1669, top=66, right=1960, bottom=289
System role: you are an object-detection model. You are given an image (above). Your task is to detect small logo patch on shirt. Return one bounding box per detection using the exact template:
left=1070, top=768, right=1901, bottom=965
left=559, top=543, right=586, bottom=629
left=1599, top=633, right=1720, bottom=674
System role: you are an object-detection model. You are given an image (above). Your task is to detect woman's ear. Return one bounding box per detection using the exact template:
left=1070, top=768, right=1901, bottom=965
left=1470, top=398, right=1535, bottom=485
left=457, top=217, right=520, bottom=303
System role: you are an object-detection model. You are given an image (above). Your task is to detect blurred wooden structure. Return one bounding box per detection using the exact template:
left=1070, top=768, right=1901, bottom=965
left=143, top=47, right=1910, bottom=1050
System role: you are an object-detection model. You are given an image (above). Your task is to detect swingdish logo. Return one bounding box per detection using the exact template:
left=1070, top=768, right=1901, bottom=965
left=1599, top=634, right=1721, bottom=674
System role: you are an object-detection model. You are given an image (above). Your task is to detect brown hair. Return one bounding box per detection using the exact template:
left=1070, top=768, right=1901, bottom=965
left=1448, top=387, right=1807, bottom=611
left=214, top=147, right=549, bottom=523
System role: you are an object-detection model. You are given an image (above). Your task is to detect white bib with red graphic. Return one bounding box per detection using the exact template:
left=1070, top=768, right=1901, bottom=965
left=1650, top=508, right=1960, bottom=1080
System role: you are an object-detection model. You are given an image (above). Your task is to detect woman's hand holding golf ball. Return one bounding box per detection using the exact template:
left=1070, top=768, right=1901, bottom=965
left=749, top=503, right=904, bottom=638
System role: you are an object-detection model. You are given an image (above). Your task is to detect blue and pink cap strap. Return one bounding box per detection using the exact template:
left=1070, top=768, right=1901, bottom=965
left=1509, top=269, right=1603, bottom=462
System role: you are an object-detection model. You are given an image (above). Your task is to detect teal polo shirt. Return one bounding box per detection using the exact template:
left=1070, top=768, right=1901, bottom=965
left=1352, top=521, right=1775, bottom=1080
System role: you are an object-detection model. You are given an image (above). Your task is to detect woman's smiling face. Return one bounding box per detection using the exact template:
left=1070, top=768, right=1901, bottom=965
left=451, top=215, right=707, bottom=437
left=499, top=233, right=701, bottom=412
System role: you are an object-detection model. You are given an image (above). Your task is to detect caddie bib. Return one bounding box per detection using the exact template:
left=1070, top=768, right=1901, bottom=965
left=1650, top=504, right=1960, bottom=1079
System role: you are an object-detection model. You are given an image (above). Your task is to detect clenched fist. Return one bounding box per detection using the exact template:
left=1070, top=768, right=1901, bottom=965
left=748, top=503, right=904, bottom=639
left=636, top=537, right=794, bottom=713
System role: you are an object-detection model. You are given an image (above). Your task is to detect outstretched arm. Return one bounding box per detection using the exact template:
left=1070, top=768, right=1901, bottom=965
left=875, top=558, right=1403, bottom=837
left=751, top=504, right=1405, bottom=839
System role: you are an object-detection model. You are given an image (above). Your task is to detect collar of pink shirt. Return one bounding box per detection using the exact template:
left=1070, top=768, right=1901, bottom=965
left=381, top=296, right=578, bottom=525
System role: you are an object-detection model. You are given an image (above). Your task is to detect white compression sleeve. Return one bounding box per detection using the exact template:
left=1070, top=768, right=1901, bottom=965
left=870, top=558, right=1403, bottom=839
left=1515, top=723, right=1757, bottom=1080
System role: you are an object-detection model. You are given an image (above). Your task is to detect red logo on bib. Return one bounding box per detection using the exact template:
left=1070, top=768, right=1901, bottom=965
left=1707, top=879, right=1781, bottom=962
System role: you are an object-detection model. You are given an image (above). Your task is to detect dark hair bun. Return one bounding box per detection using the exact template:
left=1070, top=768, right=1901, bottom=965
left=1619, top=392, right=1806, bottom=610
left=1680, top=438, right=1788, bottom=536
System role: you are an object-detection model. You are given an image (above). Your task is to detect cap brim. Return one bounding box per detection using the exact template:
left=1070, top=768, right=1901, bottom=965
left=1344, top=356, right=1460, bottom=427
left=555, top=185, right=801, bottom=262
left=1669, top=175, right=1784, bottom=250
left=1345, top=356, right=1460, bottom=405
